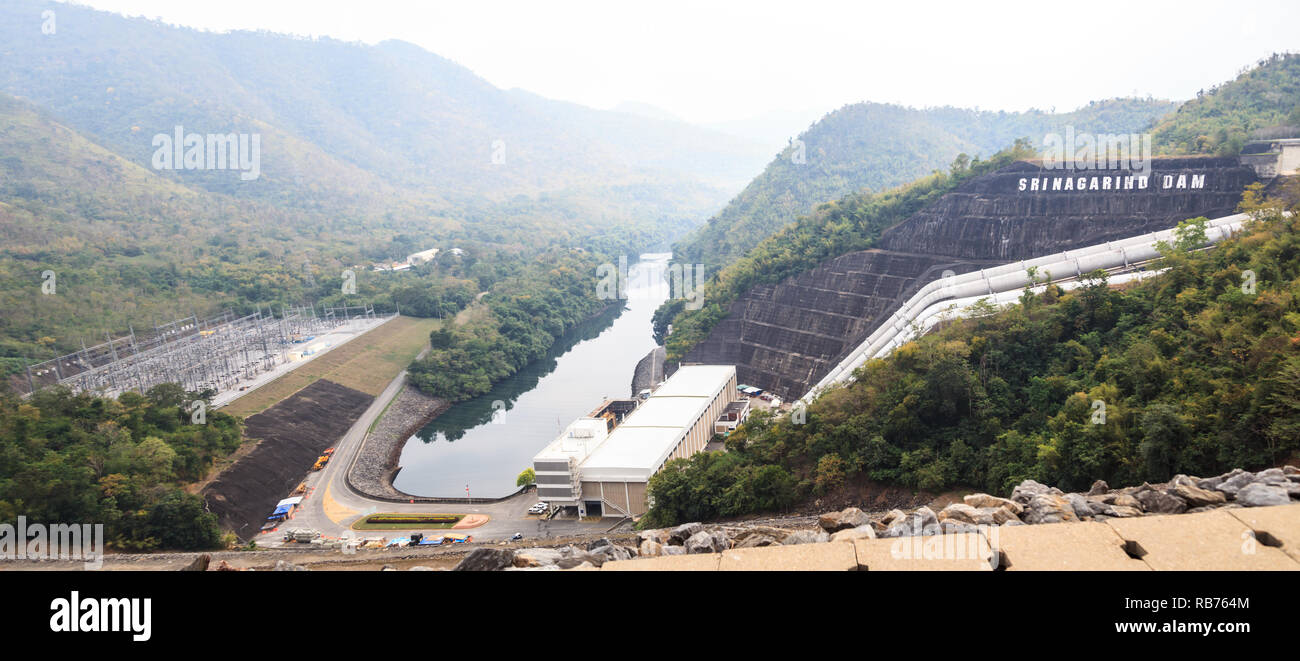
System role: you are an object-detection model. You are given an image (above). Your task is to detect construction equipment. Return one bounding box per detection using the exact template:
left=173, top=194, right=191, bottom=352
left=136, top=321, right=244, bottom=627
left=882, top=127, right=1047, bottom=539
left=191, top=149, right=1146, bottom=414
left=311, top=454, right=330, bottom=471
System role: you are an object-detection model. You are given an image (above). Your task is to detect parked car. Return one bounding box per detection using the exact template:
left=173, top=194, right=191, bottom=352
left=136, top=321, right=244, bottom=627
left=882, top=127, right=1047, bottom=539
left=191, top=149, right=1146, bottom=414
left=511, top=533, right=524, bottom=541
left=528, top=502, right=548, bottom=514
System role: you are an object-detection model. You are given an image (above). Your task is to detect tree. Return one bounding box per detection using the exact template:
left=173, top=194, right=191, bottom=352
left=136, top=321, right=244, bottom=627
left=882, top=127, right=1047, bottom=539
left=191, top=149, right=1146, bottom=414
left=516, top=467, right=535, bottom=488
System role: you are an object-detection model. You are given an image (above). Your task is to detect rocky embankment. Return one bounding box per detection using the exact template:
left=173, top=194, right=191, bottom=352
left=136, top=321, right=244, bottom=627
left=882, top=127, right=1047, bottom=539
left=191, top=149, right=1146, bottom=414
left=449, top=465, right=1300, bottom=570
left=346, top=386, right=448, bottom=501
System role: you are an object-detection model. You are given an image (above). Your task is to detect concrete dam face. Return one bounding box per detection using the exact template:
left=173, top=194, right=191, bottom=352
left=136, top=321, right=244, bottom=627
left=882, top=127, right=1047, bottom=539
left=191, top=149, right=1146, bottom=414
left=683, top=157, right=1259, bottom=402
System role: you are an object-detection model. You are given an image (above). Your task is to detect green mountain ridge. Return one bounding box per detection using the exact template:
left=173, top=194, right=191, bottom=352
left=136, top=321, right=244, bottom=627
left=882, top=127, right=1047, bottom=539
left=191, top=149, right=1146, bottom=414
left=671, top=98, right=1179, bottom=273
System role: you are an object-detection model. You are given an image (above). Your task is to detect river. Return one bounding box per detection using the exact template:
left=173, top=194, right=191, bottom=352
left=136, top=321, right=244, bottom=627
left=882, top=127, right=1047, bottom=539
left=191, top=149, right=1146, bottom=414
left=391, top=253, right=670, bottom=498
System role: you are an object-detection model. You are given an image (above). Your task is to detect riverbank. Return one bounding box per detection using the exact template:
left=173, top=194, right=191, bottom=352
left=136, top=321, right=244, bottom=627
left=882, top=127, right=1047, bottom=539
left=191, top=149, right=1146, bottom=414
left=346, top=385, right=450, bottom=501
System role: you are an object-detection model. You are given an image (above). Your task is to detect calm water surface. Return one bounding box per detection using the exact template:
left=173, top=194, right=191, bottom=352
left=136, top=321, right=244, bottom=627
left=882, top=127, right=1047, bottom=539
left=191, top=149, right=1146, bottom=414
left=392, top=254, right=669, bottom=498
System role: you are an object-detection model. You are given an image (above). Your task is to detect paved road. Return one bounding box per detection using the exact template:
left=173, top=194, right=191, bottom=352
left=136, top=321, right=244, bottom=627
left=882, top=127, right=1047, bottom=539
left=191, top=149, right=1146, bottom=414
left=258, top=366, right=614, bottom=547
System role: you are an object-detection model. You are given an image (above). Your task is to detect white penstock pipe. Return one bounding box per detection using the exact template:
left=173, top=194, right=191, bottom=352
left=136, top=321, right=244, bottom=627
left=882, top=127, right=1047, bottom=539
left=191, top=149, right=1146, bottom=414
left=799, top=213, right=1251, bottom=405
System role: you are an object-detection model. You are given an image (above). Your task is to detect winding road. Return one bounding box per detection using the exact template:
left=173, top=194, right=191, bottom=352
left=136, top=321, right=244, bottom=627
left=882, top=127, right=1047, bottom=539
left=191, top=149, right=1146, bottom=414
left=257, top=365, right=614, bottom=547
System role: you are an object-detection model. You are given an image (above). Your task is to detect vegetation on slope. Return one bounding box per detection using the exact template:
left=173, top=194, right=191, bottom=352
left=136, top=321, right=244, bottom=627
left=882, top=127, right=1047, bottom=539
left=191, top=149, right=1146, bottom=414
left=654, top=140, right=1039, bottom=361
left=407, top=250, right=609, bottom=402
left=1153, top=52, right=1300, bottom=156
left=643, top=181, right=1300, bottom=527
left=0, top=384, right=240, bottom=550
left=672, top=98, right=1176, bottom=273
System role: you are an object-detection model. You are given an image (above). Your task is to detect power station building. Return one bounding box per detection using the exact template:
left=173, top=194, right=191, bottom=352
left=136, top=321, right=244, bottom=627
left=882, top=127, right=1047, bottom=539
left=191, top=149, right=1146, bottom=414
left=531, top=364, right=738, bottom=518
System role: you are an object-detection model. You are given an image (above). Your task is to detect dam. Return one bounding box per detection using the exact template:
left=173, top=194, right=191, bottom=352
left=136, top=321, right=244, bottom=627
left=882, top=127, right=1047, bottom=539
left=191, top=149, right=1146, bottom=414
left=682, top=157, right=1261, bottom=402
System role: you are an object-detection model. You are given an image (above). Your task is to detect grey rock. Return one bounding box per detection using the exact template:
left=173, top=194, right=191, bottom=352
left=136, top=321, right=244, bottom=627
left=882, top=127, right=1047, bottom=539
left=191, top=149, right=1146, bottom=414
left=586, top=537, right=614, bottom=551
left=272, top=559, right=308, bottom=571
left=937, top=503, right=981, bottom=525
left=1236, top=483, right=1290, bottom=507
left=1087, top=480, right=1110, bottom=496
left=1135, top=488, right=1187, bottom=514
left=1254, top=468, right=1288, bottom=485
left=1197, top=468, right=1248, bottom=491
left=408, top=566, right=435, bottom=571
left=1010, top=480, right=1053, bottom=505
left=668, top=522, right=704, bottom=545
left=963, top=493, right=1024, bottom=514
left=513, top=547, right=566, bottom=567
left=829, top=525, right=877, bottom=543
left=453, top=548, right=516, bottom=572
left=1215, top=471, right=1257, bottom=497
left=638, top=539, right=665, bottom=557
left=818, top=507, right=872, bottom=533
left=782, top=529, right=832, bottom=545
left=1065, top=493, right=1095, bottom=519
left=1168, top=475, right=1227, bottom=508
left=881, top=507, right=940, bottom=538
left=735, top=534, right=781, bottom=548
left=684, top=530, right=728, bottom=554
left=661, top=544, right=687, bottom=556
left=1022, top=494, right=1079, bottom=524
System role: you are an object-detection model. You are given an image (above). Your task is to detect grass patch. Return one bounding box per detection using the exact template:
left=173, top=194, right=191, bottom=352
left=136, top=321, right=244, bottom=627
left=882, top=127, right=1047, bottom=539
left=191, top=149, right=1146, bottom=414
left=352, top=513, right=466, bottom=530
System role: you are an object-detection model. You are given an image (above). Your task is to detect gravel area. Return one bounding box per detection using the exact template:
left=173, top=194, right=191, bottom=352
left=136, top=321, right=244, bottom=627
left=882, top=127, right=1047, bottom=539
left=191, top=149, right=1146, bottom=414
left=346, top=385, right=449, bottom=501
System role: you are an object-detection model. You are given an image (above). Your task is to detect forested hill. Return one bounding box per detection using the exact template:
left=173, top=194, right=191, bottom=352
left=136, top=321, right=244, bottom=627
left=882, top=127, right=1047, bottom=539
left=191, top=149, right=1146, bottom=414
left=644, top=182, right=1300, bottom=526
left=0, top=0, right=767, bottom=214
left=670, top=98, right=1178, bottom=272
left=1153, top=52, right=1300, bottom=156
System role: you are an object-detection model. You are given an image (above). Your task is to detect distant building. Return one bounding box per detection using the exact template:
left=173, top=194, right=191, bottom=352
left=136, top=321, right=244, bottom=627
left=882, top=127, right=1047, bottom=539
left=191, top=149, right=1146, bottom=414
left=407, top=248, right=439, bottom=265
left=532, top=365, right=738, bottom=518
left=1241, top=138, right=1300, bottom=179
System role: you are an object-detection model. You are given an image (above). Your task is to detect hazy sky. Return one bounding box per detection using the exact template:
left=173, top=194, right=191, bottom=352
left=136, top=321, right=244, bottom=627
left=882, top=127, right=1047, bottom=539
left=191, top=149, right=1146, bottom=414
left=71, top=0, right=1300, bottom=125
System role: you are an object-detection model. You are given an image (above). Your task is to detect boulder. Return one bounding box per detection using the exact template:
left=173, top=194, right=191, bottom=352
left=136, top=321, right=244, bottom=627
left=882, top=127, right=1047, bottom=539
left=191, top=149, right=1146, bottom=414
left=1065, top=493, right=1096, bottom=519
left=985, top=506, right=1022, bottom=525
left=668, top=522, right=704, bottom=545
left=638, top=539, right=665, bottom=558
left=272, top=559, right=308, bottom=571
left=1087, top=480, right=1110, bottom=496
left=818, top=507, right=872, bottom=533
left=1197, top=468, right=1248, bottom=491
left=937, top=503, right=981, bottom=525
left=1168, top=475, right=1227, bottom=508
left=1254, top=468, right=1288, bottom=485
left=1088, top=492, right=1142, bottom=509
left=1134, top=488, right=1187, bottom=514
left=735, top=533, right=781, bottom=548
left=590, top=543, right=635, bottom=563
left=881, top=507, right=939, bottom=538
left=586, top=538, right=614, bottom=551
left=661, top=545, right=687, bottom=556
left=453, top=548, right=516, bottom=572
left=1021, top=494, right=1079, bottom=525
left=782, top=529, right=832, bottom=545
left=877, top=509, right=908, bottom=528
left=1010, top=480, right=1058, bottom=505
left=964, top=493, right=1024, bottom=514
left=684, top=530, right=729, bottom=554
left=1215, top=471, right=1257, bottom=498
left=1236, top=483, right=1290, bottom=507
left=513, top=548, right=566, bottom=568
left=829, top=526, right=877, bottom=543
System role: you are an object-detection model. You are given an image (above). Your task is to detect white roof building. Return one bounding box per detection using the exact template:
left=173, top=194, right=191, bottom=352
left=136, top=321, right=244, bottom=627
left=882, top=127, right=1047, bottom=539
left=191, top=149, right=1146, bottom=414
left=580, top=365, right=736, bottom=483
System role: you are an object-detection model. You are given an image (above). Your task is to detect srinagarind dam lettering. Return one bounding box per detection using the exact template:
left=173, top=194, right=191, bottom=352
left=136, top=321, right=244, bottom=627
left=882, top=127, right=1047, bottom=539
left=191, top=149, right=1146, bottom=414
left=1017, top=173, right=1207, bottom=193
